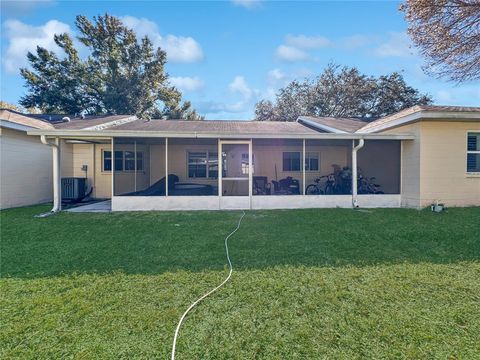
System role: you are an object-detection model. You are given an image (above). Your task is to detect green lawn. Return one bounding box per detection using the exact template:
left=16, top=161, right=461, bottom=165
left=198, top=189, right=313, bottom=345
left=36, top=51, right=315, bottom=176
left=1, top=206, right=479, bottom=359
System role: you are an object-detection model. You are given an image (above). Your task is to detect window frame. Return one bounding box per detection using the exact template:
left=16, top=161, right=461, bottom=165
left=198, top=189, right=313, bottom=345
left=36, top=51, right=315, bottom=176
left=466, top=131, right=480, bottom=175
left=282, top=151, right=302, bottom=172
left=102, top=150, right=144, bottom=173
left=305, top=152, right=319, bottom=172
left=187, top=150, right=219, bottom=179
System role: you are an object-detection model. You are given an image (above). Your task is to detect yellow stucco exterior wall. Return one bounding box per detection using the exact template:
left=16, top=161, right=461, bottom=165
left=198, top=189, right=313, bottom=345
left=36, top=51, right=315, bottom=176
left=383, top=120, right=480, bottom=208
left=0, top=128, right=53, bottom=209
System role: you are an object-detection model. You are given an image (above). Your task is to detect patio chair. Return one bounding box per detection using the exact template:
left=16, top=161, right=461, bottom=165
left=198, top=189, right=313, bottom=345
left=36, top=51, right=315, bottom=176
left=272, top=176, right=300, bottom=195
left=253, top=176, right=271, bottom=195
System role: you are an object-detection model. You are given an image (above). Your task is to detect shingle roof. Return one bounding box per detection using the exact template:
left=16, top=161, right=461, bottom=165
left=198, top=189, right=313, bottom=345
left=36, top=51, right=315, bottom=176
left=357, top=105, right=480, bottom=133
left=110, top=119, right=321, bottom=135
left=0, top=109, right=54, bottom=130
left=52, top=115, right=136, bottom=130
left=298, top=116, right=369, bottom=133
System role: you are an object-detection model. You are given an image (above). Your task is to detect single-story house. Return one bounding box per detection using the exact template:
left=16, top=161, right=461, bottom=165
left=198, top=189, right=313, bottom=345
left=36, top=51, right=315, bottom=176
left=25, top=105, right=480, bottom=211
left=0, top=109, right=55, bottom=209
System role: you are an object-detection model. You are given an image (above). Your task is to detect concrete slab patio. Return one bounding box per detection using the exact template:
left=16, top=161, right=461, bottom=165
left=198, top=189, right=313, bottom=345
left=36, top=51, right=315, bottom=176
left=65, top=200, right=111, bottom=213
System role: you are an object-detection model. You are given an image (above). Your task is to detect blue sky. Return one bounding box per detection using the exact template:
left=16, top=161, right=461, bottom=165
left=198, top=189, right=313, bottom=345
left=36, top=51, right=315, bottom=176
left=1, top=0, right=479, bottom=119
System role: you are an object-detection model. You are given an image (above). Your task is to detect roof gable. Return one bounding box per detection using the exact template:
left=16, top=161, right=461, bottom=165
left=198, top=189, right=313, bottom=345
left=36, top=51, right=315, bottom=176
left=297, top=116, right=368, bottom=133
left=0, top=109, right=54, bottom=130
left=357, top=105, right=480, bottom=133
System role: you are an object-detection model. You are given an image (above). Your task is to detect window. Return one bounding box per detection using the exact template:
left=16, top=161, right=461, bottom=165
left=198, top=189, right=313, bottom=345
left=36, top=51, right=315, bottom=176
left=305, top=152, right=319, bottom=171
left=124, top=151, right=135, bottom=171
left=241, top=153, right=255, bottom=175
left=103, top=150, right=144, bottom=172
left=283, top=152, right=301, bottom=171
left=103, top=151, right=112, bottom=171
left=467, top=132, right=480, bottom=173
left=188, top=151, right=218, bottom=178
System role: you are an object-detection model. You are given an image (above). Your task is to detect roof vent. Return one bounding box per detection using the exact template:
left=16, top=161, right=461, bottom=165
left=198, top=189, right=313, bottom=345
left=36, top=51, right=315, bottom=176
left=62, top=116, right=71, bottom=122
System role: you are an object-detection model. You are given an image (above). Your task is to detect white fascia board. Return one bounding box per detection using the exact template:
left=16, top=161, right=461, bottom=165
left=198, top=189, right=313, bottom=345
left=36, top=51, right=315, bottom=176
left=357, top=111, right=480, bottom=134
left=0, top=120, right=32, bottom=132
left=26, top=129, right=415, bottom=140
left=83, top=115, right=138, bottom=130
left=297, top=116, right=349, bottom=134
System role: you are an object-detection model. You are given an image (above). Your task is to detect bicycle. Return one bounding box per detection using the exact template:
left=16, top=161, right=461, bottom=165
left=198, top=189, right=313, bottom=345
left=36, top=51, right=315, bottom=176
left=306, top=174, right=336, bottom=195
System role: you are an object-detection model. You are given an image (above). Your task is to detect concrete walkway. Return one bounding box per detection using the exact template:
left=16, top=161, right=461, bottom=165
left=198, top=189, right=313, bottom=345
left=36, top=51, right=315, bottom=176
left=65, top=200, right=111, bottom=213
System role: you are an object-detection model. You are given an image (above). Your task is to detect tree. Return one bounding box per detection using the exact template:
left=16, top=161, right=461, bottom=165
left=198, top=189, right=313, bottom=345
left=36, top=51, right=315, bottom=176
left=400, top=0, right=480, bottom=82
left=254, top=99, right=277, bottom=121
left=254, top=64, right=432, bottom=121
left=20, top=14, right=201, bottom=120
left=0, top=101, right=22, bottom=112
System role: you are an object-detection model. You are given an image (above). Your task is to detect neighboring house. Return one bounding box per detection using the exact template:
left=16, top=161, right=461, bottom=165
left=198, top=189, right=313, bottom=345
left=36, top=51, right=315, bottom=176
left=25, top=105, right=480, bottom=211
left=0, top=109, right=55, bottom=209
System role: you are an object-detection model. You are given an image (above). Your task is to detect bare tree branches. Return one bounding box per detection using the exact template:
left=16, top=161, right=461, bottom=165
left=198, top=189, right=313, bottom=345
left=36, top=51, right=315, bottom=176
left=400, top=0, right=480, bottom=82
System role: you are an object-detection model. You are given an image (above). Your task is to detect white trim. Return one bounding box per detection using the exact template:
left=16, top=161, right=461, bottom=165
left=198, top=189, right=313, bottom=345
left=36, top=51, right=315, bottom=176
left=27, top=129, right=416, bottom=140
left=101, top=149, right=144, bottom=173
left=466, top=130, right=480, bottom=175
left=219, top=139, right=252, bottom=208
left=186, top=150, right=218, bottom=179
left=165, top=138, right=169, bottom=196
left=357, top=111, right=480, bottom=134
left=218, top=139, right=222, bottom=197
left=302, top=139, right=306, bottom=195
left=297, top=117, right=349, bottom=134
left=84, top=116, right=137, bottom=131
left=248, top=139, right=253, bottom=208
left=400, top=140, right=404, bottom=196
left=0, top=120, right=32, bottom=132
left=111, top=137, right=115, bottom=197
left=134, top=140, right=137, bottom=192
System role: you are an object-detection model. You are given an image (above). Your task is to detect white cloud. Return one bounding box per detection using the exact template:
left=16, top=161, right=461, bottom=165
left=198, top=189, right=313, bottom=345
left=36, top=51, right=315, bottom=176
left=170, top=76, right=204, bottom=92
left=374, top=32, right=415, bottom=57
left=285, top=34, right=330, bottom=49
left=229, top=75, right=253, bottom=99
left=3, top=19, right=72, bottom=73
left=267, top=68, right=286, bottom=84
left=120, top=16, right=204, bottom=63
left=231, top=0, right=262, bottom=9
left=275, top=45, right=311, bottom=62
left=196, top=75, right=258, bottom=118
left=341, top=34, right=373, bottom=49
left=196, top=100, right=249, bottom=114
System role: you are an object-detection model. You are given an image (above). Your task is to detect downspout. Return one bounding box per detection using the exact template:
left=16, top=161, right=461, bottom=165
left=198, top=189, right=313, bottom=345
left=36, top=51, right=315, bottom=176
left=351, top=138, right=364, bottom=208
left=40, top=135, right=61, bottom=212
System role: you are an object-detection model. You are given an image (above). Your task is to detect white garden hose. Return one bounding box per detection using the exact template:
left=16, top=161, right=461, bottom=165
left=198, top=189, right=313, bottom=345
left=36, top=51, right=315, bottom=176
left=171, top=211, right=246, bottom=360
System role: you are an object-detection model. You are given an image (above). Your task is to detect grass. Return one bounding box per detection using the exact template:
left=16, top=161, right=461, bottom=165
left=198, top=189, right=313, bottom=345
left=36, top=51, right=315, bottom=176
left=1, top=205, right=479, bottom=359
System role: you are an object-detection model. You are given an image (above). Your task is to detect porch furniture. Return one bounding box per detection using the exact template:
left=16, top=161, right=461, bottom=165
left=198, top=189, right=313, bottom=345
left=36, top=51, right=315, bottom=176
left=253, top=176, right=271, bottom=195
left=170, top=183, right=214, bottom=196
left=122, top=174, right=179, bottom=196
left=272, top=176, right=300, bottom=195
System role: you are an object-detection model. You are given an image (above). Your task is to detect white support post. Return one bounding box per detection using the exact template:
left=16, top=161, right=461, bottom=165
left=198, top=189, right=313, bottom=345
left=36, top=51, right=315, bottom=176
left=52, top=137, right=61, bottom=211
left=218, top=139, right=222, bottom=198
left=248, top=139, right=253, bottom=208
left=111, top=137, right=115, bottom=198
left=40, top=135, right=61, bottom=212
left=351, top=138, right=365, bottom=208
left=302, top=138, right=306, bottom=195
left=134, top=140, right=137, bottom=192
left=165, top=138, right=169, bottom=197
